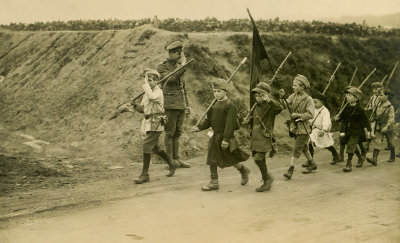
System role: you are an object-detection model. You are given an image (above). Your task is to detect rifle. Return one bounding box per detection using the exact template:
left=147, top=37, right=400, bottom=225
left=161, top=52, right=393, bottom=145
left=322, top=62, right=341, bottom=95
left=194, top=57, right=247, bottom=127
left=339, top=67, right=357, bottom=110
left=131, top=59, right=194, bottom=103
left=242, top=52, right=291, bottom=124
left=109, top=59, right=194, bottom=120
left=383, top=61, right=399, bottom=87
left=281, top=96, right=314, bottom=148
left=358, top=68, right=376, bottom=90
left=380, top=75, right=387, bottom=85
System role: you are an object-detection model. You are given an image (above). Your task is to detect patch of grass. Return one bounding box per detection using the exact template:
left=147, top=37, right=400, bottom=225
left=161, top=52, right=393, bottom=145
left=136, top=29, right=156, bottom=44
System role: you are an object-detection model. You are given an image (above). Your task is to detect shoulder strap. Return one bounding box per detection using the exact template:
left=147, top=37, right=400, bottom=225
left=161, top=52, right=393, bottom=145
left=292, top=96, right=308, bottom=113
left=311, top=107, right=325, bottom=127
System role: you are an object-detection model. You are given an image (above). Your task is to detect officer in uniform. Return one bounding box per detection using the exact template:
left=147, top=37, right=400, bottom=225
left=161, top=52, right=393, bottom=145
left=156, top=41, right=191, bottom=168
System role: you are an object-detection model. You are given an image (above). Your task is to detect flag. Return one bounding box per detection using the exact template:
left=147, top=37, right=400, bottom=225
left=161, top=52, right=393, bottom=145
left=247, top=8, right=275, bottom=107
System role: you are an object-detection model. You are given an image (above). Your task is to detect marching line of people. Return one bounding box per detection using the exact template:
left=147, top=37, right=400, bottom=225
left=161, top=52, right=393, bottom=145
left=128, top=41, right=398, bottom=192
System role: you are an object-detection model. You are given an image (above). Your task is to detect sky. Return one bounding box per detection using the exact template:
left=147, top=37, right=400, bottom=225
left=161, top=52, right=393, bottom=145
left=1, top=0, right=400, bottom=24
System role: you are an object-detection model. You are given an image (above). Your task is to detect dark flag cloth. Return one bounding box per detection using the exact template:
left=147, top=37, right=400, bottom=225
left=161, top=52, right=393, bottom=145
left=247, top=8, right=275, bottom=107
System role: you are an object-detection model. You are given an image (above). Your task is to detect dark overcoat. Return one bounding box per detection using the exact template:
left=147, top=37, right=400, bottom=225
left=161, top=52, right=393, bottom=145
left=338, top=103, right=371, bottom=142
left=198, top=99, right=249, bottom=168
left=249, top=99, right=283, bottom=152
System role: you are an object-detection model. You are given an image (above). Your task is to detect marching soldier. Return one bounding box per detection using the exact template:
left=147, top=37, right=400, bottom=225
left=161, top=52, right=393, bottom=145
left=366, top=88, right=396, bottom=165
left=132, top=69, right=179, bottom=184
left=333, top=86, right=365, bottom=166
left=279, top=74, right=316, bottom=179
left=156, top=41, right=191, bottom=168
left=365, top=82, right=383, bottom=112
left=334, top=87, right=371, bottom=172
left=192, top=79, right=250, bottom=191
left=365, top=82, right=383, bottom=151
left=242, top=82, right=283, bottom=192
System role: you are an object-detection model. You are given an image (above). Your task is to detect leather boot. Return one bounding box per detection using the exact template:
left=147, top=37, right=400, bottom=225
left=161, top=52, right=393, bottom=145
left=236, top=164, right=250, bottom=185
left=134, top=173, right=150, bottom=184
left=343, top=161, right=352, bottom=172
left=173, top=138, right=191, bottom=168
left=303, top=160, right=317, bottom=174
left=327, top=146, right=340, bottom=164
left=387, top=148, right=395, bottom=162
left=201, top=179, right=219, bottom=191
left=164, top=137, right=173, bottom=161
left=366, top=149, right=379, bottom=166
left=135, top=153, right=151, bottom=183
left=284, top=166, right=294, bottom=180
left=356, top=152, right=366, bottom=168
left=301, top=160, right=310, bottom=168
left=343, top=153, right=353, bottom=172
left=157, top=150, right=177, bottom=177
left=256, top=174, right=274, bottom=192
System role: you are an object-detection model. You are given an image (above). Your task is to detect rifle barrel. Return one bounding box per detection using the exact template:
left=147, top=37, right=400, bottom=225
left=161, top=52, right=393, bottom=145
left=270, top=52, right=291, bottom=84
left=358, top=68, right=376, bottom=89
left=195, top=58, right=247, bottom=127
left=322, top=62, right=341, bottom=95
left=384, top=61, right=399, bottom=87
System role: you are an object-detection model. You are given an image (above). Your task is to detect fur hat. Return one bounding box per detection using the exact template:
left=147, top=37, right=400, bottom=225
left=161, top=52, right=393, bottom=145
left=345, top=87, right=363, bottom=100
left=212, top=78, right=229, bottom=91
left=371, top=82, right=383, bottom=88
left=166, top=41, right=183, bottom=51
left=252, top=82, right=271, bottom=95
left=294, top=74, right=310, bottom=89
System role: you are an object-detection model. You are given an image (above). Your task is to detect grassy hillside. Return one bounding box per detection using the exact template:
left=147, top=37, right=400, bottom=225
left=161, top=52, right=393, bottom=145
left=0, top=25, right=399, bottom=165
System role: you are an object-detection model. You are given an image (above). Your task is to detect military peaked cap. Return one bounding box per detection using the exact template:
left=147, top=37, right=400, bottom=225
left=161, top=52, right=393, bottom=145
left=166, top=41, right=183, bottom=51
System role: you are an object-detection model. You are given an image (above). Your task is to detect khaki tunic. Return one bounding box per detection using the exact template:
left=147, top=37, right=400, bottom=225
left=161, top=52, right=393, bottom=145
left=156, top=58, right=189, bottom=110
left=285, top=92, right=315, bottom=135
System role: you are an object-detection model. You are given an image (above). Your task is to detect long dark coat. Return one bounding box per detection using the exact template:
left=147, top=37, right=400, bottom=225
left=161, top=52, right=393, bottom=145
left=198, top=99, right=249, bottom=168
left=338, top=103, right=371, bottom=142
left=249, top=99, right=283, bottom=152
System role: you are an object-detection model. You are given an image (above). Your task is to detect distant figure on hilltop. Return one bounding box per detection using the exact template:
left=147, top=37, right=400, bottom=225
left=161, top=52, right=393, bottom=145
left=153, top=15, right=160, bottom=29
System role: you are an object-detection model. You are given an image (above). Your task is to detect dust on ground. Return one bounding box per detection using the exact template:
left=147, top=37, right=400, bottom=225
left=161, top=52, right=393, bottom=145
left=0, top=143, right=399, bottom=242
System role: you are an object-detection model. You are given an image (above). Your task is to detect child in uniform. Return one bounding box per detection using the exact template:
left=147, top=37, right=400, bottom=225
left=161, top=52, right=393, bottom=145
left=366, top=88, right=395, bottom=165
left=334, top=87, right=371, bottom=172
left=242, top=82, right=283, bottom=191
left=133, top=69, right=179, bottom=184
left=279, top=74, right=316, bottom=179
left=192, top=79, right=250, bottom=191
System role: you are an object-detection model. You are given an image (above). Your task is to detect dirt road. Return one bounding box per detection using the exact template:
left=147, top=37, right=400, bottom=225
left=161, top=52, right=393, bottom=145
left=1, top=151, right=399, bottom=243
